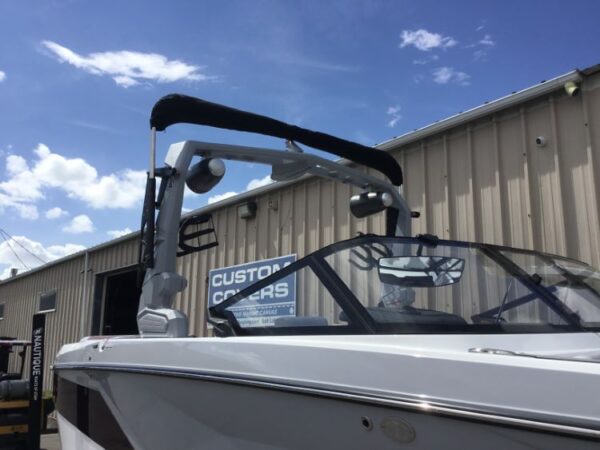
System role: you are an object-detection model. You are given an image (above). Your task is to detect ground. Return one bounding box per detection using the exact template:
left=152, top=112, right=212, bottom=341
left=41, top=433, right=61, bottom=450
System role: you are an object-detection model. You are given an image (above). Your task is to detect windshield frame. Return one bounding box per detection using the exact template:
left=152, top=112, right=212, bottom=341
left=209, top=235, right=596, bottom=335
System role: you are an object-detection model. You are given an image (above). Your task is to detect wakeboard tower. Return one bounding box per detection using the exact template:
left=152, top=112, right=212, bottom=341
left=136, top=94, right=413, bottom=338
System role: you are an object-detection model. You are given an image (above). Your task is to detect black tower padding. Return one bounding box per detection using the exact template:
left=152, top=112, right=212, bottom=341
left=150, top=94, right=403, bottom=186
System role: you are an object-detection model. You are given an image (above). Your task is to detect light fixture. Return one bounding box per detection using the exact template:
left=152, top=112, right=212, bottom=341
left=564, top=81, right=580, bottom=97
left=238, top=201, right=257, bottom=220
left=535, top=136, right=547, bottom=147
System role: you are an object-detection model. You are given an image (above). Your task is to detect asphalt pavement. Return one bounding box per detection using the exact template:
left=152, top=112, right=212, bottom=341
left=41, top=433, right=61, bottom=450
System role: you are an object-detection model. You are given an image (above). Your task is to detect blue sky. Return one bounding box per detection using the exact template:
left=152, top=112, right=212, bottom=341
left=1, top=0, right=599, bottom=277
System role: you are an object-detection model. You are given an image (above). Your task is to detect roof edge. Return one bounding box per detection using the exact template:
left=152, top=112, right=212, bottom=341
left=376, top=70, right=583, bottom=151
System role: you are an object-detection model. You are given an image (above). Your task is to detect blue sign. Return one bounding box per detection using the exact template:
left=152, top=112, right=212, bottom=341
left=208, top=254, right=296, bottom=327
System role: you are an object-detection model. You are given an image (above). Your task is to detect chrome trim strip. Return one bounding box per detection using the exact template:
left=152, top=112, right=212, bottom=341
left=54, top=362, right=600, bottom=440
left=469, top=347, right=600, bottom=364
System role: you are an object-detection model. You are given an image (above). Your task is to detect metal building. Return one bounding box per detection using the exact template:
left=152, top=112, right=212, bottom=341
left=1, top=66, right=599, bottom=389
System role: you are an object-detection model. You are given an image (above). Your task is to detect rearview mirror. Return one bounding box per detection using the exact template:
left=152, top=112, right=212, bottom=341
left=378, top=256, right=465, bottom=287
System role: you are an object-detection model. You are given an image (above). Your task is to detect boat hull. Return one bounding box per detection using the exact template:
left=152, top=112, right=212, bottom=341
left=54, top=333, right=600, bottom=449
left=55, top=366, right=598, bottom=450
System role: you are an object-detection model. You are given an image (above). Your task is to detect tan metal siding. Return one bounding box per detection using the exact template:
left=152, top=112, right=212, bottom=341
left=390, top=81, right=599, bottom=268
left=0, top=238, right=139, bottom=388
left=0, top=255, right=84, bottom=389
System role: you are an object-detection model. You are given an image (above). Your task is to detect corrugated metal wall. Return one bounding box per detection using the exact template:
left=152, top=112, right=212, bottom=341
left=1, top=68, right=599, bottom=389
left=0, top=238, right=139, bottom=388
left=0, top=254, right=84, bottom=389
left=399, top=75, right=600, bottom=265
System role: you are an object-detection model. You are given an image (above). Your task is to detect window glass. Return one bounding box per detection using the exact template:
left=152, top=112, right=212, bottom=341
left=500, top=251, right=600, bottom=326
left=39, top=291, right=56, bottom=312
left=214, top=237, right=600, bottom=335
left=325, top=241, right=567, bottom=330
left=0, top=304, right=4, bottom=319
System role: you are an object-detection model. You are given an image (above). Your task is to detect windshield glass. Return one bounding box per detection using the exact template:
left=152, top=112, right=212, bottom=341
left=211, top=236, right=600, bottom=335
left=500, top=250, right=600, bottom=327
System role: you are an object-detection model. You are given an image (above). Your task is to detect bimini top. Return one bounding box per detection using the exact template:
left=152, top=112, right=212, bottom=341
left=150, top=94, right=403, bottom=186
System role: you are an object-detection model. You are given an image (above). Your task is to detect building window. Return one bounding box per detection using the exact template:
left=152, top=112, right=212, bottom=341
left=39, top=291, right=57, bottom=313
left=0, top=304, right=4, bottom=319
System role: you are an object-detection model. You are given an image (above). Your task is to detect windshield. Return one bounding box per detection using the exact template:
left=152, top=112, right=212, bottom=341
left=499, top=250, right=600, bottom=328
left=210, top=236, right=600, bottom=335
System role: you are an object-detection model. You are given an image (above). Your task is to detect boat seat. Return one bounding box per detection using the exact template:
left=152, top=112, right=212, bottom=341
left=273, top=316, right=328, bottom=327
left=339, top=307, right=467, bottom=326
left=366, top=307, right=467, bottom=325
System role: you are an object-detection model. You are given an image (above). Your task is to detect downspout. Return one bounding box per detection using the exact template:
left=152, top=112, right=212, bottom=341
left=79, top=250, right=90, bottom=339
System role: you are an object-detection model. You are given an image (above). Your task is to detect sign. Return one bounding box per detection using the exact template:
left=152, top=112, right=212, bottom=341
left=208, top=255, right=296, bottom=327
left=28, top=313, right=46, bottom=450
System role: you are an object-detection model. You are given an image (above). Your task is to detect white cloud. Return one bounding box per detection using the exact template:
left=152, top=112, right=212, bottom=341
left=112, top=75, right=139, bottom=88
left=76, top=169, right=147, bottom=209
left=246, top=175, right=273, bottom=191
left=432, top=67, right=471, bottom=86
left=479, top=34, right=495, bottom=46
left=14, top=203, right=39, bottom=220
left=207, top=191, right=238, bottom=204
left=264, top=52, right=359, bottom=73
left=107, top=227, right=132, bottom=239
left=63, top=214, right=94, bottom=233
left=413, top=54, right=439, bottom=65
left=465, top=33, right=495, bottom=59
left=0, top=71, right=5, bottom=82
left=45, top=207, right=67, bottom=219
left=41, top=40, right=213, bottom=87
left=386, top=105, right=402, bottom=128
left=473, top=49, right=488, bottom=61
left=0, top=144, right=146, bottom=219
left=400, top=29, right=457, bottom=51
left=0, top=235, right=85, bottom=279
left=0, top=193, right=39, bottom=220
left=476, top=25, right=485, bottom=32
left=68, top=120, right=113, bottom=132
left=0, top=153, right=41, bottom=219
left=1, top=154, right=43, bottom=201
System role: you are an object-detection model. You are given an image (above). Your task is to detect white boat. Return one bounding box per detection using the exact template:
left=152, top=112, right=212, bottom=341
left=54, top=95, right=600, bottom=449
